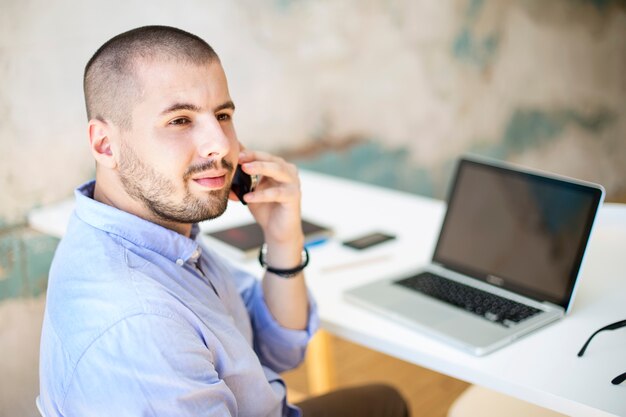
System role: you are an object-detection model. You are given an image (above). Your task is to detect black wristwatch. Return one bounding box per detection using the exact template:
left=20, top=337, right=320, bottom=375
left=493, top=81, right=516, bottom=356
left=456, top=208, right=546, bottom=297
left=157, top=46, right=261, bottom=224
left=258, top=244, right=309, bottom=278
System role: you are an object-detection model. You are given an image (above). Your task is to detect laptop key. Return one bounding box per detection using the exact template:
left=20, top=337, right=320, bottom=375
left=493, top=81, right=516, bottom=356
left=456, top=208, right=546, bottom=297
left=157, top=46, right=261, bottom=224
left=485, top=311, right=500, bottom=322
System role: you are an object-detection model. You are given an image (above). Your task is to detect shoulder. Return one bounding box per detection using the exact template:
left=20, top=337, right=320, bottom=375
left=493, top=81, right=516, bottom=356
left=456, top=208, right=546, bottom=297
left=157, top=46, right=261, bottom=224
left=44, top=224, right=181, bottom=365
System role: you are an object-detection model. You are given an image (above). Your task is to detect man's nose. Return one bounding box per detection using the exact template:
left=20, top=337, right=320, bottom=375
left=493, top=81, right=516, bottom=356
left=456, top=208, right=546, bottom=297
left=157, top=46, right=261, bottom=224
left=195, top=118, right=231, bottom=159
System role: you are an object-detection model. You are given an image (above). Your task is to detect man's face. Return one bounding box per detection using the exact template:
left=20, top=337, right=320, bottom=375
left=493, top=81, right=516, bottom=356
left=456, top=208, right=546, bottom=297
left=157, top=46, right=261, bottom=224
left=114, top=59, right=239, bottom=225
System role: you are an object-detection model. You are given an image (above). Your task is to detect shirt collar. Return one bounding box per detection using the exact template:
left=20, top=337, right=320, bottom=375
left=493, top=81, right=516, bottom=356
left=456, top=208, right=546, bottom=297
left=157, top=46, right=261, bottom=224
left=74, top=180, right=201, bottom=265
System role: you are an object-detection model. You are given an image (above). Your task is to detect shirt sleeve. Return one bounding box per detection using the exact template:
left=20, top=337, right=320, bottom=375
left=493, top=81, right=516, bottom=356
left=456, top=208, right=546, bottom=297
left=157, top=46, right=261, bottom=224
left=61, top=314, right=238, bottom=417
left=247, top=280, right=320, bottom=373
left=217, top=254, right=320, bottom=373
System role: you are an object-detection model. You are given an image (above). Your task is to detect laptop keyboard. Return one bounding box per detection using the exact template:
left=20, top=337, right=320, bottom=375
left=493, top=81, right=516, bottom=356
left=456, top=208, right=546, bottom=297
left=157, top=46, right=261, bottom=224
left=395, top=272, right=541, bottom=327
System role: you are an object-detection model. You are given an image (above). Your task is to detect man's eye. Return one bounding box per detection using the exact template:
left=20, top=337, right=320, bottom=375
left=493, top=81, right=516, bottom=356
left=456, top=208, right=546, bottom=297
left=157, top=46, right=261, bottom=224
left=217, top=113, right=231, bottom=122
left=169, top=117, right=190, bottom=126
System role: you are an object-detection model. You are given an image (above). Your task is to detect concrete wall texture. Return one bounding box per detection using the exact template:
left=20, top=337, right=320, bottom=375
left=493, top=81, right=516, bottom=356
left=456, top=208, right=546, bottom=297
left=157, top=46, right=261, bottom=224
left=2, top=0, right=626, bottom=224
left=0, top=0, right=625, bottom=296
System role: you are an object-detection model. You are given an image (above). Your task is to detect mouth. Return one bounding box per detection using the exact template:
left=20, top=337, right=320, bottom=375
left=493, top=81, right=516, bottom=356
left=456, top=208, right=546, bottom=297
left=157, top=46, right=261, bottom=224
left=191, top=171, right=228, bottom=189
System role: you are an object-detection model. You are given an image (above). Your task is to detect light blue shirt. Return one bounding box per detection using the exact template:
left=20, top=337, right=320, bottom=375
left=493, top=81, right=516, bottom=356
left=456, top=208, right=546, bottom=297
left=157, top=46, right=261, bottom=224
left=39, top=181, right=319, bottom=416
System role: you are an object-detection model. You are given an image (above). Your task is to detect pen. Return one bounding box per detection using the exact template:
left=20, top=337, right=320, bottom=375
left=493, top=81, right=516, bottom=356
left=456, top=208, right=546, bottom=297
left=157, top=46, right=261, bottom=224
left=321, top=254, right=392, bottom=273
left=305, top=238, right=330, bottom=248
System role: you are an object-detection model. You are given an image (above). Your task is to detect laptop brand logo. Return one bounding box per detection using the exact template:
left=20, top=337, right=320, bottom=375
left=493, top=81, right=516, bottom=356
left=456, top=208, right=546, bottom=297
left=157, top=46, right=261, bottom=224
left=487, top=275, right=504, bottom=286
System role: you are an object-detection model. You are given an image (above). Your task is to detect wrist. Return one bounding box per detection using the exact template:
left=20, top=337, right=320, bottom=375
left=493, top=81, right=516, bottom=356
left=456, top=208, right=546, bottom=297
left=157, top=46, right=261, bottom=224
left=262, top=235, right=305, bottom=267
left=259, top=243, right=309, bottom=278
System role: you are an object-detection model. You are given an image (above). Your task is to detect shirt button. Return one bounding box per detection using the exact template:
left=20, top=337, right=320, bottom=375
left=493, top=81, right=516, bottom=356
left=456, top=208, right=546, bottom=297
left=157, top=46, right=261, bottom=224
left=176, top=258, right=184, bottom=266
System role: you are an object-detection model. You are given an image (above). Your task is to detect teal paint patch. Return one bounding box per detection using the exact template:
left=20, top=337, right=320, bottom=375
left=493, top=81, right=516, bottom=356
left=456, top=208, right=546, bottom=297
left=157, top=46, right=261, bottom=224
left=463, top=107, right=616, bottom=180
left=0, top=231, right=24, bottom=301
left=502, top=108, right=615, bottom=153
left=0, top=228, right=59, bottom=300
left=565, top=109, right=615, bottom=132
left=453, top=28, right=473, bottom=60
left=294, top=142, right=435, bottom=197
left=585, top=0, right=617, bottom=10
left=466, top=0, right=485, bottom=22
left=503, top=110, right=564, bottom=152
left=292, top=108, right=615, bottom=201
left=0, top=217, right=23, bottom=232
left=452, top=0, right=500, bottom=69
left=274, top=0, right=297, bottom=11
left=23, top=230, right=59, bottom=297
left=452, top=28, right=500, bottom=69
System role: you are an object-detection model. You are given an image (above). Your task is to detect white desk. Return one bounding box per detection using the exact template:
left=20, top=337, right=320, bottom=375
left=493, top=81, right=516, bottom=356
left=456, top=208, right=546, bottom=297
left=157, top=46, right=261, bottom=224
left=29, top=171, right=626, bottom=417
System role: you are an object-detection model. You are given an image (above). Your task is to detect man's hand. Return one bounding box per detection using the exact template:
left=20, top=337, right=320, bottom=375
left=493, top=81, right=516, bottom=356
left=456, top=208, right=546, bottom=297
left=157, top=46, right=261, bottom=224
left=233, top=150, right=309, bottom=330
left=234, top=150, right=304, bottom=249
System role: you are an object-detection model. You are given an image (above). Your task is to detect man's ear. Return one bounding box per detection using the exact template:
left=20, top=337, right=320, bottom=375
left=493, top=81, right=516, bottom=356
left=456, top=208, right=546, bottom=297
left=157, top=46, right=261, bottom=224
left=88, top=119, right=117, bottom=169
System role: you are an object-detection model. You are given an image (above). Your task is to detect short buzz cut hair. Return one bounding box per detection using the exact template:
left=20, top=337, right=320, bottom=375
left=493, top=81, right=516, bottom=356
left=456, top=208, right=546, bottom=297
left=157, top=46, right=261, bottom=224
left=84, top=25, right=219, bottom=129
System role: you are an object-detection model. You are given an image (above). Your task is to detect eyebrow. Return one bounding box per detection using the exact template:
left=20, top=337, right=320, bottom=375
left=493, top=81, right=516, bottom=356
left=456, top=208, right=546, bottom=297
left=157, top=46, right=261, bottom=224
left=215, top=100, right=236, bottom=112
left=160, top=100, right=236, bottom=116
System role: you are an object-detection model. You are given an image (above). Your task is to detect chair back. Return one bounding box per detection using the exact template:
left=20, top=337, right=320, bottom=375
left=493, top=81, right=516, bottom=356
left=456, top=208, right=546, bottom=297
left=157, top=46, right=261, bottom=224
left=36, top=395, right=45, bottom=417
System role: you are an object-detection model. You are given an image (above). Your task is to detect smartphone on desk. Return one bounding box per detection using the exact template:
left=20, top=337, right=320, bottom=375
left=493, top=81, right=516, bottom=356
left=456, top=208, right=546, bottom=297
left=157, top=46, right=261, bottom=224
left=231, top=165, right=258, bottom=205
left=343, top=231, right=396, bottom=250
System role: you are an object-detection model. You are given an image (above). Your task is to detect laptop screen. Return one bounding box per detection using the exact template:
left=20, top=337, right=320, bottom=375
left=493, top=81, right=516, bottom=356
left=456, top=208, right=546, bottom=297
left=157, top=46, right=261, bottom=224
left=433, top=158, right=604, bottom=309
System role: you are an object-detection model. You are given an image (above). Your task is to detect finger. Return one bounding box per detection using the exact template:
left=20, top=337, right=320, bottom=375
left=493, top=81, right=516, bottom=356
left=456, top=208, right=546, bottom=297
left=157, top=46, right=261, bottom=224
left=244, top=185, right=300, bottom=204
left=242, top=160, right=298, bottom=184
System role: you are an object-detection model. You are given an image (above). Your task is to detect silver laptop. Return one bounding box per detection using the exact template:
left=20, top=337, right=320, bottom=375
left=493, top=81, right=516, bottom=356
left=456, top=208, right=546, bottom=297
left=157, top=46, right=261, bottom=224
left=344, top=156, right=605, bottom=356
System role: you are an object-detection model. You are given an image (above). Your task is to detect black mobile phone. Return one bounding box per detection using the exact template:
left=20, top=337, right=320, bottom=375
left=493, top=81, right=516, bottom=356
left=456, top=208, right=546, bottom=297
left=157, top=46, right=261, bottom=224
left=342, top=232, right=396, bottom=250
left=231, top=165, right=257, bottom=205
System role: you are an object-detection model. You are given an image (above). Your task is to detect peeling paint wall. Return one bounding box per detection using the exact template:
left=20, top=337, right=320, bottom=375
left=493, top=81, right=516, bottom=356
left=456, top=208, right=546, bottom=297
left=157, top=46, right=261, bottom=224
left=287, top=0, right=626, bottom=200
left=1, top=0, right=625, bottom=299
left=1, top=0, right=625, bottom=225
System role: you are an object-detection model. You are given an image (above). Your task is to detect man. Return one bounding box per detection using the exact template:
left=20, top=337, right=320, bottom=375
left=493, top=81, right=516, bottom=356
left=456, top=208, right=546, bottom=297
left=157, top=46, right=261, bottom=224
left=39, top=25, right=408, bottom=417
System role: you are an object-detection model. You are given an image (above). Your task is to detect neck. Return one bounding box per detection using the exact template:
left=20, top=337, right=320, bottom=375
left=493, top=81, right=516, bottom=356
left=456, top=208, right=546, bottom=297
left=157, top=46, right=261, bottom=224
left=93, top=174, right=193, bottom=237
